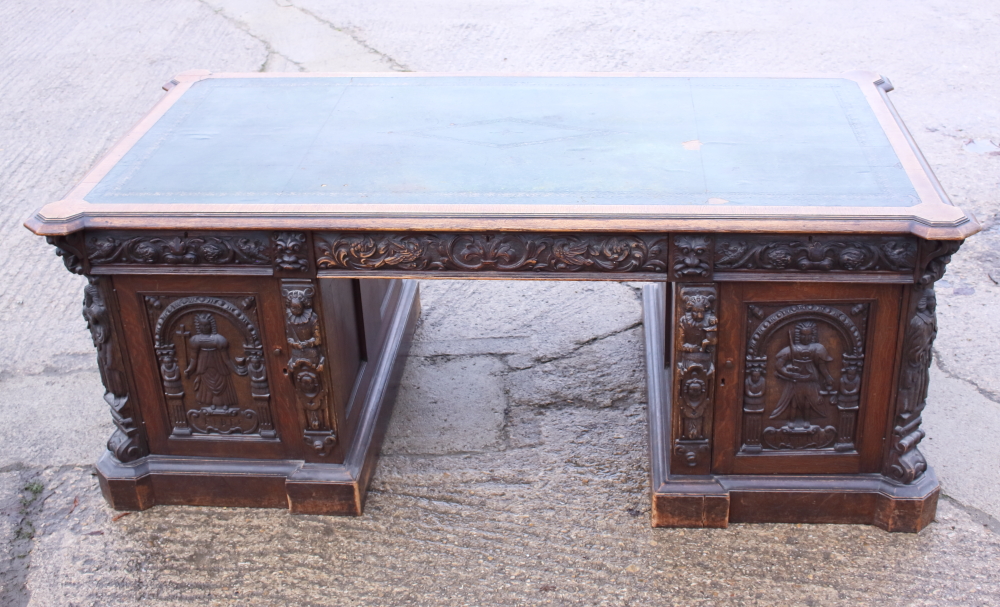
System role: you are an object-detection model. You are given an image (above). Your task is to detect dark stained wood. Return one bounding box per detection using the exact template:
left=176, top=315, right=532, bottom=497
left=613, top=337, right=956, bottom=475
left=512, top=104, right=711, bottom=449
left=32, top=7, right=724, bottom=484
left=95, top=280, right=420, bottom=514
left=712, top=282, right=902, bottom=475
left=26, top=72, right=977, bottom=530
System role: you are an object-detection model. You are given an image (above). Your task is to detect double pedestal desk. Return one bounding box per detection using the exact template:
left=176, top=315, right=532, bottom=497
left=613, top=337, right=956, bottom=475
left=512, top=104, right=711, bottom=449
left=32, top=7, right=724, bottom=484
left=26, top=72, right=978, bottom=532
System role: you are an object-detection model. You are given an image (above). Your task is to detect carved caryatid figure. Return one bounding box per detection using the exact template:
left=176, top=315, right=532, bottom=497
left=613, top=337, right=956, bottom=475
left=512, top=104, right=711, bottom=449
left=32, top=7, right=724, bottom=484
left=83, top=277, right=128, bottom=398
left=185, top=313, right=243, bottom=410
left=679, top=291, right=718, bottom=354
left=839, top=365, right=861, bottom=410
left=283, top=285, right=329, bottom=434
left=898, top=289, right=936, bottom=415
left=744, top=367, right=766, bottom=412
left=770, top=321, right=836, bottom=422
left=680, top=374, right=709, bottom=439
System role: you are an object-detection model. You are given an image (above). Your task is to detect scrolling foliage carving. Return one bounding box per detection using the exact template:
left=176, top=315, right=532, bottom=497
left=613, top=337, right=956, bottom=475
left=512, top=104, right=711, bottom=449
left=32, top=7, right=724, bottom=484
left=884, top=240, right=961, bottom=484
left=741, top=303, right=868, bottom=453
left=146, top=295, right=275, bottom=437
left=83, top=277, right=147, bottom=462
left=671, top=284, right=718, bottom=473
left=716, top=235, right=917, bottom=273
left=315, top=233, right=668, bottom=275
left=88, top=232, right=271, bottom=266
left=281, top=280, right=337, bottom=456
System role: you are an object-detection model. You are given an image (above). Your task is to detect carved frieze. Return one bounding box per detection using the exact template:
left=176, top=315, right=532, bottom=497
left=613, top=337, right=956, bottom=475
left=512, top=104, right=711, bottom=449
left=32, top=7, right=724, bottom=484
left=740, top=303, right=869, bottom=453
left=272, top=232, right=310, bottom=272
left=87, top=232, right=271, bottom=266
left=672, top=284, right=718, bottom=473
left=716, top=235, right=917, bottom=273
left=83, top=276, right=146, bottom=462
left=669, top=235, right=714, bottom=280
left=315, top=233, right=668, bottom=275
left=146, top=295, right=275, bottom=438
left=281, top=279, right=337, bottom=455
left=884, top=239, right=961, bottom=484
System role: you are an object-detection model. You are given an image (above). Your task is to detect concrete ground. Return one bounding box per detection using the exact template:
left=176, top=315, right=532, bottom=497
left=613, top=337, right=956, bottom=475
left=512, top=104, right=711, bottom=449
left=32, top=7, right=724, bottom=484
left=1, top=1, right=999, bottom=604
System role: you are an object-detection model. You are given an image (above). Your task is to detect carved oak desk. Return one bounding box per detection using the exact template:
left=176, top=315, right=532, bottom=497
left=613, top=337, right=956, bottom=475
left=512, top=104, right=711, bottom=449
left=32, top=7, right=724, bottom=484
left=25, top=72, right=979, bottom=532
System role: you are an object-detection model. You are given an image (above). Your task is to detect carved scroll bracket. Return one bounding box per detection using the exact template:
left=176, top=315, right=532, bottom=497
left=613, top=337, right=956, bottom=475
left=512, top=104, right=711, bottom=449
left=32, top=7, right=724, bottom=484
left=83, top=276, right=147, bottom=462
left=671, top=284, right=718, bottom=474
left=885, top=239, right=962, bottom=484
left=281, top=279, right=337, bottom=456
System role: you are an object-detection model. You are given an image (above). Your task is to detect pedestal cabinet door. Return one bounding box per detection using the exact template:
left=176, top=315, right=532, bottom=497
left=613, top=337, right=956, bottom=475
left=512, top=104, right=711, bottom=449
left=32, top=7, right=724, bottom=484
left=712, top=282, right=903, bottom=475
left=115, top=275, right=305, bottom=459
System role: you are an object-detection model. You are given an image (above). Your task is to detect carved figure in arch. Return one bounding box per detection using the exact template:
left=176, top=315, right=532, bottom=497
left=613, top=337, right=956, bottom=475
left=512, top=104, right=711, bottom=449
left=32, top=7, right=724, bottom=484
left=185, top=313, right=243, bottom=410
left=898, top=288, right=936, bottom=415
left=770, top=321, right=836, bottom=422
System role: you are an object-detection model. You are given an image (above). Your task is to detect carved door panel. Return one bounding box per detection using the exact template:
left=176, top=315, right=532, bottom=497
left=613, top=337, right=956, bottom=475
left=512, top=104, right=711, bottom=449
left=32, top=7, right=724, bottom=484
left=116, top=276, right=302, bottom=459
left=712, top=282, right=902, bottom=475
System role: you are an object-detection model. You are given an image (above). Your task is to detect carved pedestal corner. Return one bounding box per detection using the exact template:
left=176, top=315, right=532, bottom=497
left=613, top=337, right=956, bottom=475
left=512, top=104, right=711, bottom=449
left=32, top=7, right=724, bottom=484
left=82, top=275, right=148, bottom=464
left=883, top=240, right=961, bottom=485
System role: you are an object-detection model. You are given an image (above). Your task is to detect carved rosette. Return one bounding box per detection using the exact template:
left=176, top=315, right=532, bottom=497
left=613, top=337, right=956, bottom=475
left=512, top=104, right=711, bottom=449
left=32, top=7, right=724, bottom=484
left=716, top=235, right=917, bottom=274
left=669, top=235, right=714, bottom=281
left=147, top=295, right=275, bottom=438
left=83, top=276, right=147, bottom=462
left=315, top=232, right=668, bottom=275
left=740, top=303, right=869, bottom=453
left=883, top=240, right=962, bottom=484
left=272, top=232, right=310, bottom=272
left=281, top=279, right=337, bottom=456
left=671, top=284, right=718, bottom=473
left=87, top=232, right=271, bottom=267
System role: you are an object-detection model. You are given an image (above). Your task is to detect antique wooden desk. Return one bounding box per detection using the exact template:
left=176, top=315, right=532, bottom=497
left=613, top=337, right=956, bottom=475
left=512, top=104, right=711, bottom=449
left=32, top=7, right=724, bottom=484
left=25, top=72, right=978, bottom=531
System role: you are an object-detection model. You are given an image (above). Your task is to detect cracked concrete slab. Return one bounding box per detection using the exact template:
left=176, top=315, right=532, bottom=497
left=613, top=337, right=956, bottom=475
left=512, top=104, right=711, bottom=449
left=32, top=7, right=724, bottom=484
left=923, top=364, right=1000, bottom=521
left=201, top=0, right=404, bottom=72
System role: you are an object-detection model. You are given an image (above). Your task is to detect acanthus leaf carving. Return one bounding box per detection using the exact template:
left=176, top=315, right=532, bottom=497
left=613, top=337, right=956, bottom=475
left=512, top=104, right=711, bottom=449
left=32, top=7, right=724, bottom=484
left=83, top=276, right=146, bottom=462
left=282, top=279, right=337, bottom=456
left=715, top=236, right=917, bottom=273
left=88, top=232, right=271, bottom=266
left=315, top=233, right=668, bottom=275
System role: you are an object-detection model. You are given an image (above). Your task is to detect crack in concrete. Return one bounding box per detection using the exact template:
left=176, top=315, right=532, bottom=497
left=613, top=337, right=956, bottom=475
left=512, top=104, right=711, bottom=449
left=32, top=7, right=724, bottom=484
left=288, top=3, right=410, bottom=72
left=933, top=350, right=1000, bottom=406
left=940, top=493, right=1000, bottom=535
left=514, top=320, right=645, bottom=371
left=196, top=0, right=304, bottom=72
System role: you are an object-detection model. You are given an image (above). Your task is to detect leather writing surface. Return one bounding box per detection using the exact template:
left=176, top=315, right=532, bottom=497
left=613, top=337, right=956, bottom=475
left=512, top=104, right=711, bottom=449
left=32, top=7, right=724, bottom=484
left=86, top=77, right=920, bottom=208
